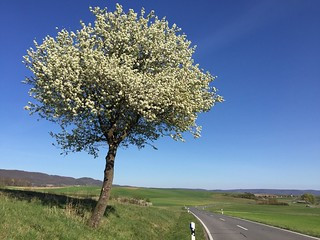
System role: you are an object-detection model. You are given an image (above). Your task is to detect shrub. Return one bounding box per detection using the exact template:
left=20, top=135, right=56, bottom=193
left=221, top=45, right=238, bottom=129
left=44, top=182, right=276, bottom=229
left=301, top=193, right=316, bottom=204
left=234, top=192, right=257, bottom=200
left=257, top=198, right=289, bottom=206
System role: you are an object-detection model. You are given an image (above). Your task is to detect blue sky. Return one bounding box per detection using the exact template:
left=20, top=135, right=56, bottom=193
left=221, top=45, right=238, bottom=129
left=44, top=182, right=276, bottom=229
left=0, top=0, right=319, bottom=190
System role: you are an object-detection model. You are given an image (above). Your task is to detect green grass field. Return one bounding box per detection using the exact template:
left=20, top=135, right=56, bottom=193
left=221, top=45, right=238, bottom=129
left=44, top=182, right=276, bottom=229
left=2, top=186, right=320, bottom=238
left=17, top=185, right=216, bottom=207
left=0, top=187, right=206, bottom=240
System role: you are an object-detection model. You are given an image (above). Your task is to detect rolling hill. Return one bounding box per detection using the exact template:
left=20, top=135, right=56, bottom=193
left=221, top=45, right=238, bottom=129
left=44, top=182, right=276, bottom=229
left=1, top=169, right=319, bottom=196
left=0, top=169, right=102, bottom=186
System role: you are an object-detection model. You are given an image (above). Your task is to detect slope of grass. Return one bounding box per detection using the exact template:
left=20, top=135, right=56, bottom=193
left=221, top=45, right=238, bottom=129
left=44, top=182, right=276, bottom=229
left=0, top=188, right=205, bottom=240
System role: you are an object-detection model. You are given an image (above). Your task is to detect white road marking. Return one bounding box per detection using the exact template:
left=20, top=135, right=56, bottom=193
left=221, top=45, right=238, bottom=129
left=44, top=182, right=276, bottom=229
left=237, top=225, right=248, bottom=231
left=231, top=216, right=320, bottom=240
left=190, top=210, right=214, bottom=240
left=191, top=210, right=320, bottom=240
left=219, top=218, right=225, bottom=221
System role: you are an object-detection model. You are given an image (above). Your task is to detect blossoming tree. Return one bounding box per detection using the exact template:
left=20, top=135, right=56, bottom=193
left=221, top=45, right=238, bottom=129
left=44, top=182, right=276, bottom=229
left=23, top=4, right=223, bottom=227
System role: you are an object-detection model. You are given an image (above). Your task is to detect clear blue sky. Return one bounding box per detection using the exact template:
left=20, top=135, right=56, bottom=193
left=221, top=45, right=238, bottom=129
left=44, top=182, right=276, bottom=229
left=0, top=0, right=319, bottom=190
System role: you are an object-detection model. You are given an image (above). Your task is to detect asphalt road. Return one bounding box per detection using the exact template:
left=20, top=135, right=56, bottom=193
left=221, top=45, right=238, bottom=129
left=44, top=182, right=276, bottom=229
left=190, top=208, right=320, bottom=240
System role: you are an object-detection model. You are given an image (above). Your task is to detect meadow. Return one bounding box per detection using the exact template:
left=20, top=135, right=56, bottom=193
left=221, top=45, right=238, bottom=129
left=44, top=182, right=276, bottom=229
left=1, top=186, right=320, bottom=239
left=0, top=186, right=206, bottom=240
left=38, top=186, right=320, bottom=237
left=28, top=186, right=216, bottom=207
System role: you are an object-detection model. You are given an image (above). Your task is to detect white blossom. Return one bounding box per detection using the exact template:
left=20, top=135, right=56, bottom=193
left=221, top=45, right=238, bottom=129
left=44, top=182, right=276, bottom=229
left=23, top=4, right=223, bottom=156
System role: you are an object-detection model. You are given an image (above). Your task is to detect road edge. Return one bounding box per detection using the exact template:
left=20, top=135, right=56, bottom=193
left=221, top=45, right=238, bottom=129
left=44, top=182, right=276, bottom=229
left=189, top=209, right=214, bottom=240
left=229, top=215, right=320, bottom=240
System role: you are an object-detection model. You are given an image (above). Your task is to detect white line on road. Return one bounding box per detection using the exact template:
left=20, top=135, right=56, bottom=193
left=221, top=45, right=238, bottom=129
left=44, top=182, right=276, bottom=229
left=190, top=210, right=214, bottom=240
left=219, top=218, right=225, bottom=221
left=237, top=225, right=248, bottom=231
left=231, top=216, right=320, bottom=240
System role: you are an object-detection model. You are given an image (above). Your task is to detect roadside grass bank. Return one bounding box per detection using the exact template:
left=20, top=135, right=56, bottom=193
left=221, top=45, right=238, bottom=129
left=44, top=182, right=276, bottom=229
left=0, top=188, right=205, bottom=240
left=205, top=194, right=320, bottom=238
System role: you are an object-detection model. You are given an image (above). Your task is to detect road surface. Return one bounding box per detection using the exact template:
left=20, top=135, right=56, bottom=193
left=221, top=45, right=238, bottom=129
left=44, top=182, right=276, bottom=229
left=190, top=208, right=320, bottom=240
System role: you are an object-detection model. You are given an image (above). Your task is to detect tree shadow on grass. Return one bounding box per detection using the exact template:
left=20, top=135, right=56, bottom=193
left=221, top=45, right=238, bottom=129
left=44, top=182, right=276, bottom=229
left=0, top=188, right=118, bottom=218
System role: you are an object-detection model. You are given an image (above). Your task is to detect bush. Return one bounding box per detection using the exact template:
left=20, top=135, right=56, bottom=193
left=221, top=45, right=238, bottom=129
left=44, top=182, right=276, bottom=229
left=112, top=197, right=152, bottom=206
left=301, top=193, right=316, bottom=204
left=234, top=192, right=257, bottom=200
left=257, top=198, right=289, bottom=206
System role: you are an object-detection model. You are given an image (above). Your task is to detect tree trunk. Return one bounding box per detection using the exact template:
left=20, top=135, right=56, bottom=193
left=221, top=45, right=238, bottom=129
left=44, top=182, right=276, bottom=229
left=88, top=144, right=117, bottom=228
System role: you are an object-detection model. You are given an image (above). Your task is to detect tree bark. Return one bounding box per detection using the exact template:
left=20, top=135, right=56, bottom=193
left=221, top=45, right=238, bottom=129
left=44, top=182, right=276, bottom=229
left=88, top=144, right=117, bottom=228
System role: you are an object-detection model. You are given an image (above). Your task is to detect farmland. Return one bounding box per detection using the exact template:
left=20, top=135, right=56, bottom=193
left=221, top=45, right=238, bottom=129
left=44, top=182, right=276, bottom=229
left=1, top=186, right=320, bottom=239
left=25, top=186, right=216, bottom=207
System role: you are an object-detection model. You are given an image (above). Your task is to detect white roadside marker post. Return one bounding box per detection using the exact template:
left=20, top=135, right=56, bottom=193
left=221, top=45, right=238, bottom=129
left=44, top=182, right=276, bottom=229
left=190, top=222, right=196, bottom=240
left=221, top=208, right=224, bottom=215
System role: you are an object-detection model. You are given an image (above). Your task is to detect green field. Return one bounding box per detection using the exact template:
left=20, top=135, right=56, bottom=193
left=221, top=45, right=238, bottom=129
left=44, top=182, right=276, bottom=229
left=36, top=186, right=320, bottom=237
left=0, top=187, right=206, bottom=240
left=1, top=186, right=320, bottom=239
left=27, top=186, right=215, bottom=206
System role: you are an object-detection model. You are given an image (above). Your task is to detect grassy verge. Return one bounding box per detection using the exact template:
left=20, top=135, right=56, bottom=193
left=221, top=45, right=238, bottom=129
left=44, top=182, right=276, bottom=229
left=0, top=188, right=205, bottom=240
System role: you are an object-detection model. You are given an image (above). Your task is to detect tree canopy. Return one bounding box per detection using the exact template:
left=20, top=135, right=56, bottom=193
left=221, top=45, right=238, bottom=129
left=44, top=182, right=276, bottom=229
left=301, top=193, right=316, bottom=204
left=23, top=4, right=223, bottom=156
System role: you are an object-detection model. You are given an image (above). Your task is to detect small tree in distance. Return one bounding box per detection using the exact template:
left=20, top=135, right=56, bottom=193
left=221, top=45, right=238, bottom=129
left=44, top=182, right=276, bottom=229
left=23, top=4, right=223, bottom=227
left=301, top=193, right=315, bottom=204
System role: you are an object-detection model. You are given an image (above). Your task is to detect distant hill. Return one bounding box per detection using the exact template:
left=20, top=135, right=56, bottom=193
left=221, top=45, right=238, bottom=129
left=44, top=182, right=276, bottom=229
left=210, top=189, right=320, bottom=196
left=150, top=187, right=320, bottom=196
left=1, top=169, right=319, bottom=196
left=0, top=169, right=102, bottom=187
